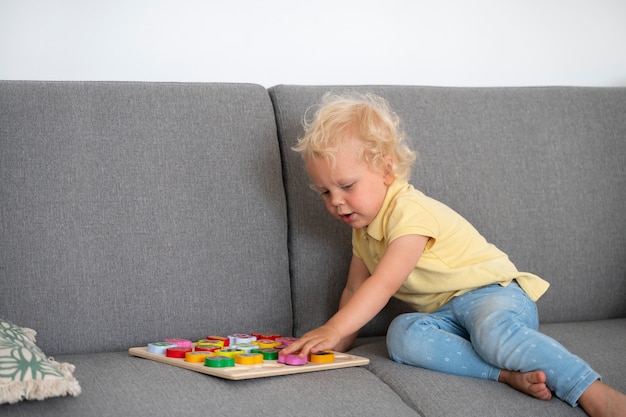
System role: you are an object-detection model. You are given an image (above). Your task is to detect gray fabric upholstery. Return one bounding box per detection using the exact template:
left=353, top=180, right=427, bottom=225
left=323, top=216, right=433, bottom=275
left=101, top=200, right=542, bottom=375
left=270, top=85, right=626, bottom=336
left=1, top=81, right=625, bottom=416
left=0, top=81, right=292, bottom=355
left=0, top=352, right=420, bottom=417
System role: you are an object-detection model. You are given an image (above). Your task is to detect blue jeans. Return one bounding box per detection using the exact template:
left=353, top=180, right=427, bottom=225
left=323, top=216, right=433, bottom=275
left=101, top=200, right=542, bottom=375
left=386, top=282, right=600, bottom=407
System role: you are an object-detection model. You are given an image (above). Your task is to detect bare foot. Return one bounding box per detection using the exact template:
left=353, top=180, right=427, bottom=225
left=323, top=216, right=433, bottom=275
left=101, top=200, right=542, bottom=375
left=578, top=380, right=626, bottom=417
left=498, top=369, right=552, bottom=401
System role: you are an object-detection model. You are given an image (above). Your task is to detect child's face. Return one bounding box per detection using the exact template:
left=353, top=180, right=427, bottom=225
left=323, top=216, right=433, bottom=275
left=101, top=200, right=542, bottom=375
left=306, top=137, right=393, bottom=229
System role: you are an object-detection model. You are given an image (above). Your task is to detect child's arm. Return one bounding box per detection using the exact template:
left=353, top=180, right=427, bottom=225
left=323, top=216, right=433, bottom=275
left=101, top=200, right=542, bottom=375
left=333, top=255, right=371, bottom=352
left=282, top=234, right=429, bottom=357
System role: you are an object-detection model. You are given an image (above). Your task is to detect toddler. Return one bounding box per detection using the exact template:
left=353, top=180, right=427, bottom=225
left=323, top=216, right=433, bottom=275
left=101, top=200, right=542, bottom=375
left=281, top=93, right=626, bottom=417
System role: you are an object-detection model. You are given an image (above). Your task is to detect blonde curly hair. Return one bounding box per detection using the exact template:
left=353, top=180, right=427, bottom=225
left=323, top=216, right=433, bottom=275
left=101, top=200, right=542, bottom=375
left=293, top=92, right=416, bottom=180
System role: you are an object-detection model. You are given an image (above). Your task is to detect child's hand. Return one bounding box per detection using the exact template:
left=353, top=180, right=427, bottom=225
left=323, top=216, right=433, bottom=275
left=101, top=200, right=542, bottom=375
left=280, top=325, right=341, bottom=358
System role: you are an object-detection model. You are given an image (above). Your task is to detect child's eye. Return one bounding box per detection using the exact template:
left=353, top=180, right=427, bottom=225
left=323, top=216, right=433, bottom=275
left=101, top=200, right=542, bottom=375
left=309, top=184, right=328, bottom=196
left=316, top=189, right=330, bottom=197
left=341, top=183, right=354, bottom=190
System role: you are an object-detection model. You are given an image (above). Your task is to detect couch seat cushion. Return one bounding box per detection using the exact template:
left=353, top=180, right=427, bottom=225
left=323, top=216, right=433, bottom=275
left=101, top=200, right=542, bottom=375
left=0, top=351, right=420, bottom=417
left=351, top=318, right=626, bottom=417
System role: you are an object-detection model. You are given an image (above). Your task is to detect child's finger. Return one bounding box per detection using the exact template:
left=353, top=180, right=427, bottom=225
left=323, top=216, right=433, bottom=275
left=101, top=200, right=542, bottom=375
left=279, top=337, right=307, bottom=356
left=298, top=337, right=328, bottom=357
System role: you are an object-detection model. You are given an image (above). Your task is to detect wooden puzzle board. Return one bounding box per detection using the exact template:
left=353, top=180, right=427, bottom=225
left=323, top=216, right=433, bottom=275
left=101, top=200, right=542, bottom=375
left=128, top=346, right=370, bottom=380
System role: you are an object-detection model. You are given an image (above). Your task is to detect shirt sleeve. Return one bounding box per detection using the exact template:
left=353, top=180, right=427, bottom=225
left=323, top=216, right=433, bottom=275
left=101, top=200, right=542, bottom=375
left=386, top=197, right=440, bottom=245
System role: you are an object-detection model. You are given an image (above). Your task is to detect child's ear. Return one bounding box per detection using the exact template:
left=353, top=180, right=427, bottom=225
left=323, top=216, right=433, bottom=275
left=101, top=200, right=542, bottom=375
left=383, top=155, right=395, bottom=185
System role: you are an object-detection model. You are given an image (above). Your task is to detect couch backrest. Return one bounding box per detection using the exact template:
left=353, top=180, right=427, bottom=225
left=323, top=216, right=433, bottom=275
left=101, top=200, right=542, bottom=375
left=0, top=81, right=292, bottom=355
left=270, top=85, right=626, bottom=337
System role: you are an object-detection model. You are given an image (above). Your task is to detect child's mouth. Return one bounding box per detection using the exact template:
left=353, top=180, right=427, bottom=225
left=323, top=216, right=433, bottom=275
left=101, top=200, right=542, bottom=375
left=340, top=213, right=356, bottom=223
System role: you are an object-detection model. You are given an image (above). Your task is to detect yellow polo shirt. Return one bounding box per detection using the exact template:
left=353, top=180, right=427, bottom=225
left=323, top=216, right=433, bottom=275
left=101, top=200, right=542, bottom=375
left=352, top=180, right=550, bottom=313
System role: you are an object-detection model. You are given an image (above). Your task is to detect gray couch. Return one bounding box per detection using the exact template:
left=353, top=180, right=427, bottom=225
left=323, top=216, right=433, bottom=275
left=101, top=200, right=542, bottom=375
left=1, top=81, right=624, bottom=417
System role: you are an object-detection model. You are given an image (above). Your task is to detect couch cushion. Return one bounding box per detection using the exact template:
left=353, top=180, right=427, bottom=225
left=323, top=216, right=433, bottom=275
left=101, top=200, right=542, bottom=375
left=0, top=351, right=420, bottom=417
left=270, top=85, right=626, bottom=337
left=352, top=340, right=584, bottom=417
left=0, top=81, right=292, bottom=355
left=351, top=318, right=626, bottom=417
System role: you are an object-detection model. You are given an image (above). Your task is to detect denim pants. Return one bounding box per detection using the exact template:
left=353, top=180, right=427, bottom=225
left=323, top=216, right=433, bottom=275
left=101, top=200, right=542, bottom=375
left=386, top=282, right=600, bottom=407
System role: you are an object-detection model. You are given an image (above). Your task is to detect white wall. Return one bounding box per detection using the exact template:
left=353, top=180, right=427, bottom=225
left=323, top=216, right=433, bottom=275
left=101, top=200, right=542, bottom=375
left=1, top=0, right=625, bottom=87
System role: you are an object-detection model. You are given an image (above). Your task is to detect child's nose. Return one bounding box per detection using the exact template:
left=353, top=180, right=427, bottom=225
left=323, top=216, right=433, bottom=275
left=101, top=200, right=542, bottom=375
left=331, top=192, right=344, bottom=207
